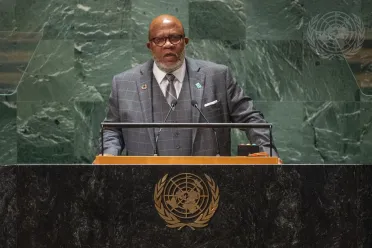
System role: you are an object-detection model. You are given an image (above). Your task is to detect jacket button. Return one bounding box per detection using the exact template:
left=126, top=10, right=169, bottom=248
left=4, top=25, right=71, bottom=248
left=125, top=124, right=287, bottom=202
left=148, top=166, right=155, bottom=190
left=174, top=132, right=179, bottom=137
left=176, top=145, right=181, bottom=149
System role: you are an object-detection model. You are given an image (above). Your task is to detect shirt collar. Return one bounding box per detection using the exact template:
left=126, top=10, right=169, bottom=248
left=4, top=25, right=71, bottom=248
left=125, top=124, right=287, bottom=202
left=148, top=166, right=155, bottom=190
left=153, top=59, right=186, bottom=83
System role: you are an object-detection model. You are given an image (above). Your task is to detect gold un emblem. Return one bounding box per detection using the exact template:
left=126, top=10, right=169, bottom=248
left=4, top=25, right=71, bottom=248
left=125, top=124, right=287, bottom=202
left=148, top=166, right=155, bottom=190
left=154, top=173, right=219, bottom=230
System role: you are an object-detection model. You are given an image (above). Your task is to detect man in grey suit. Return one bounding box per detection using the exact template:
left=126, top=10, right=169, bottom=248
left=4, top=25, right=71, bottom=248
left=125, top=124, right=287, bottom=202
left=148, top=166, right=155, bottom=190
left=101, top=14, right=279, bottom=157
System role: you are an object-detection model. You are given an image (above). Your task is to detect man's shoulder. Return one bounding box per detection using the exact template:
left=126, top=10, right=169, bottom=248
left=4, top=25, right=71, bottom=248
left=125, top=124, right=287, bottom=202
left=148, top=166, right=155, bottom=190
left=113, top=60, right=151, bottom=80
left=187, top=58, right=229, bottom=72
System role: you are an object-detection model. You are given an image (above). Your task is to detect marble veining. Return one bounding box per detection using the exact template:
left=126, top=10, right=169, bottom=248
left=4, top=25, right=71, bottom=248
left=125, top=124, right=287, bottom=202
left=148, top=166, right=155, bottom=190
left=0, top=0, right=371, bottom=164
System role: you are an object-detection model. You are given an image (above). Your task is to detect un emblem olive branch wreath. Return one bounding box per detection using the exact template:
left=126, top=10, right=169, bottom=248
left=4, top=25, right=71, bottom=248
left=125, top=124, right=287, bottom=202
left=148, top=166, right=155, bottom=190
left=192, top=174, right=219, bottom=228
left=154, top=174, right=184, bottom=229
left=154, top=174, right=220, bottom=230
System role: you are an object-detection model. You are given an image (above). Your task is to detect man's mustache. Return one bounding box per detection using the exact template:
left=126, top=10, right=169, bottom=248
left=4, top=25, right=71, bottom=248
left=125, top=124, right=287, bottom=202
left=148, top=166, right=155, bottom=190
left=164, top=53, right=179, bottom=58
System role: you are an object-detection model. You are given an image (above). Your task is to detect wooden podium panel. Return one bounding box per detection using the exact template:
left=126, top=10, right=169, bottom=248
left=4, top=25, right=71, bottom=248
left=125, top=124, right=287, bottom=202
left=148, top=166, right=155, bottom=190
left=93, top=155, right=280, bottom=165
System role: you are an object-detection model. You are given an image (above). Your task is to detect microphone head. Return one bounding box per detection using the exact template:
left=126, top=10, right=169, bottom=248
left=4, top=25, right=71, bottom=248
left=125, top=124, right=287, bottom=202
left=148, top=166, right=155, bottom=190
left=191, top=100, right=198, bottom=107
left=171, top=99, right=178, bottom=107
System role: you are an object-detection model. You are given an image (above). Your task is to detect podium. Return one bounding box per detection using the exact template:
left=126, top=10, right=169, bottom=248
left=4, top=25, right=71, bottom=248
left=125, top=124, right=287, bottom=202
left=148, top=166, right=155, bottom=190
left=1, top=162, right=371, bottom=247
left=93, top=155, right=280, bottom=165
left=2, top=124, right=368, bottom=247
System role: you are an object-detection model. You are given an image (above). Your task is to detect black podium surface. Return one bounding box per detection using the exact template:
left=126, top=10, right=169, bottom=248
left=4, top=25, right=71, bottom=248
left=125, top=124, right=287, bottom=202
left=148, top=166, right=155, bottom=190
left=0, top=164, right=371, bottom=247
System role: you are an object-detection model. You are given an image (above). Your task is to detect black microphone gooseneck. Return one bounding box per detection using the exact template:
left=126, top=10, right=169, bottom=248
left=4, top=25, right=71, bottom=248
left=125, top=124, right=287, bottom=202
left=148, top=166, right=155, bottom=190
left=191, top=100, right=221, bottom=156
left=154, top=99, right=178, bottom=156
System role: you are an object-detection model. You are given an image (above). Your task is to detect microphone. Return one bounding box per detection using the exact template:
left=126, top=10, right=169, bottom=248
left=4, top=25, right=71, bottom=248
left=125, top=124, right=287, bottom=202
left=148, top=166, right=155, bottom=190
left=191, top=100, right=221, bottom=156
left=154, top=99, right=178, bottom=156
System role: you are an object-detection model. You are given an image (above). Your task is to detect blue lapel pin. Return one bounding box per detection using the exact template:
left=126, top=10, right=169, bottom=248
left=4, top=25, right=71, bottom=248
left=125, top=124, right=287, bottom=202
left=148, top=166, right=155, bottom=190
left=195, top=82, right=202, bottom=89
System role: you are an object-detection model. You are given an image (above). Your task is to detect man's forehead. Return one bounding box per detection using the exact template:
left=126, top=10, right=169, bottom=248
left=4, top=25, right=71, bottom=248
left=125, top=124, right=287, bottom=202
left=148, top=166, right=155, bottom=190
left=150, top=23, right=182, bottom=36
left=152, top=21, right=179, bottom=30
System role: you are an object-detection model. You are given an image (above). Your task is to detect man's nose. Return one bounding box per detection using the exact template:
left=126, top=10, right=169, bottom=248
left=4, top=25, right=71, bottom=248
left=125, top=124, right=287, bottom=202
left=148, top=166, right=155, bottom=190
left=163, top=38, right=174, bottom=48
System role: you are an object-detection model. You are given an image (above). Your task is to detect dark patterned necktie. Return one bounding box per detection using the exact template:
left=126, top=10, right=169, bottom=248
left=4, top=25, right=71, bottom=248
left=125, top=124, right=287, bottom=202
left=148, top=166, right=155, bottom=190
left=165, top=74, right=177, bottom=106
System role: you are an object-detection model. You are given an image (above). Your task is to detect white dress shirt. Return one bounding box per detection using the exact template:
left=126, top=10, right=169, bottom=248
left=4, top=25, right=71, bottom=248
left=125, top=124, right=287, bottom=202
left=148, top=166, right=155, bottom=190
left=153, top=60, right=186, bottom=98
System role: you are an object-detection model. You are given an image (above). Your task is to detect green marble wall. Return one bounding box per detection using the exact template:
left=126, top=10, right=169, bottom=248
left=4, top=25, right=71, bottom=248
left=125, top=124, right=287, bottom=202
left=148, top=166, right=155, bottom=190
left=0, top=0, right=371, bottom=164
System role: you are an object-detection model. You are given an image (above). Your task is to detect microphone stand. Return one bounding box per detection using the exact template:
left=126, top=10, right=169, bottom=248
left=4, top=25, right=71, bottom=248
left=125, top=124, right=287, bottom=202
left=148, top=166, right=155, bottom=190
left=191, top=100, right=221, bottom=156
left=153, top=100, right=177, bottom=156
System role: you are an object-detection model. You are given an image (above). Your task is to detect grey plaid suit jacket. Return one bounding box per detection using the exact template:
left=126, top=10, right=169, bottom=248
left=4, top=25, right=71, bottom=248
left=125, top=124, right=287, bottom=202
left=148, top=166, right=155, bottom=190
left=102, top=57, right=279, bottom=156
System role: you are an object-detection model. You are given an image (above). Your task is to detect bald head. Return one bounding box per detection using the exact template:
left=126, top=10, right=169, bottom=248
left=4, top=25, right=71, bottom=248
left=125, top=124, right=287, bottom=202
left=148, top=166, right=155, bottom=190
left=148, top=14, right=185, bottom=40
left=146, top=14, right=189, bottom=73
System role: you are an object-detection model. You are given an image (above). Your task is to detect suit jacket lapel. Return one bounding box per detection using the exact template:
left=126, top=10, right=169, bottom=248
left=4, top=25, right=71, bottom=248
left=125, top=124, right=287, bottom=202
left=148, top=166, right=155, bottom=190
left=187, top=58, right=205, bottom=148
left=137, top=60, right=155, bottom=151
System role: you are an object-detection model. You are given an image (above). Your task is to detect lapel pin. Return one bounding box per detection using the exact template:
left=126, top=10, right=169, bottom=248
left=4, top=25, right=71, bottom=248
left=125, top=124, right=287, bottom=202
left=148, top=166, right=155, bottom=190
left=141, top=84, right=148, bottom=90
left=195, top=82, right=202, bottom=89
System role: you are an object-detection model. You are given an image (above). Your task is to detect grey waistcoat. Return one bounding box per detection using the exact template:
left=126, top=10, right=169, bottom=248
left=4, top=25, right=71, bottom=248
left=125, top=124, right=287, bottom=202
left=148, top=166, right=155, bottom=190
left=152, top=72, right=193, bottom=156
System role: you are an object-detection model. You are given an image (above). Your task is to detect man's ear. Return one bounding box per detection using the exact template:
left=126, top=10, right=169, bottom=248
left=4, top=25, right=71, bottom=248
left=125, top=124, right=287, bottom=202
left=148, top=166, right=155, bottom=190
left=184, top=37, right=189, bottom=45
left=146, top=42, right=151, bottom=49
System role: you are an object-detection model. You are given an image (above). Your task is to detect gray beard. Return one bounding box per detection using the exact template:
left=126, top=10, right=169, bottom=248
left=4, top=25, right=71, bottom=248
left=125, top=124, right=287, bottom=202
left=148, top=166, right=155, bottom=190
left=153, top=49, right=185, bottom=73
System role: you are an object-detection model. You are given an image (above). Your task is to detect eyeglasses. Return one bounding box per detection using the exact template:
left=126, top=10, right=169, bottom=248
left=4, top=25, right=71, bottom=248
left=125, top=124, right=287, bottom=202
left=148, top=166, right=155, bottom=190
left=150, top=35, right=184, bottom=47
